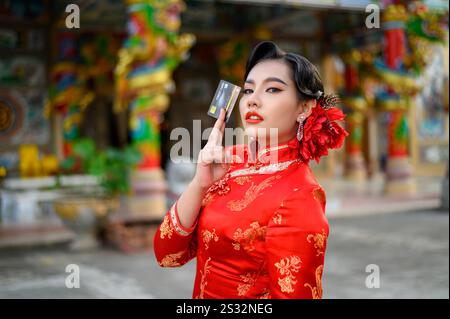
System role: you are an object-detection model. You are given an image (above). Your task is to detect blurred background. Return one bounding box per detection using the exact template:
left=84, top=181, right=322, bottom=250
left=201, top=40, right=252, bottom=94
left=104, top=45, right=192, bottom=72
left=0, top=0, right=448, bottom=298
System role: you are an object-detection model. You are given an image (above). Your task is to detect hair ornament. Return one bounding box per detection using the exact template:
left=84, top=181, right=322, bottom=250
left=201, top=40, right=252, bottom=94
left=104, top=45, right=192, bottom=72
left=299, top=92, right=348, bottom=163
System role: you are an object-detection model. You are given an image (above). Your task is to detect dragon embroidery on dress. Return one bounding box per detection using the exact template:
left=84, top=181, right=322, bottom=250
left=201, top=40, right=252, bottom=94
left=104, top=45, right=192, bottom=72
left=237, top=272, right=258, bottom=296
left=232, top=221, right=267, bottom=252
left=227, top=175, right=281, bottom=212
left=202, top=229, right=219, bottom=250
left=159, top=251, right=185, bottom=267
left=274, top=256, right=302, bottom=294
left=159, top=215, right=173, bottom=239
left=304, top=265, right=323, bottom=299
left=196, top=257, right=212, bottom=299
left=306, top=229, right=327, bottom=256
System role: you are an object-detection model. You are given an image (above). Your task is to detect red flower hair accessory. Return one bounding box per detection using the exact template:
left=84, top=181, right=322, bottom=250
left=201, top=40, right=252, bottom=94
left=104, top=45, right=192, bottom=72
left=299, top=94, right=349, bottom=164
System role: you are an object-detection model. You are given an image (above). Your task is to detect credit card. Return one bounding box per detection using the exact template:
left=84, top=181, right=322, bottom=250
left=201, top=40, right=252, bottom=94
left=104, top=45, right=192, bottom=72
left=207, top=80, right=241, bottom=123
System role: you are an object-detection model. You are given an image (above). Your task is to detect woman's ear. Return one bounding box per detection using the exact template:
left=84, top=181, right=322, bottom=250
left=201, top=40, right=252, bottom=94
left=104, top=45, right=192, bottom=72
left=297, top=99, right=317, bottom=121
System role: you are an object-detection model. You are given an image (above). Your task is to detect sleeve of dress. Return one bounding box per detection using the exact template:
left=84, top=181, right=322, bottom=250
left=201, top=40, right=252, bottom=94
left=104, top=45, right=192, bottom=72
left=265, top=185, right=329, bottom=299
left=153, top=199, right=199, bottom=267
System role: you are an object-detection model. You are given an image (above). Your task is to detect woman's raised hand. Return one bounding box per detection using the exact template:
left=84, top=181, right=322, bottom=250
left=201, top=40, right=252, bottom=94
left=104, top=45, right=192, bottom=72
left=193, top=108, right=232, bottom=190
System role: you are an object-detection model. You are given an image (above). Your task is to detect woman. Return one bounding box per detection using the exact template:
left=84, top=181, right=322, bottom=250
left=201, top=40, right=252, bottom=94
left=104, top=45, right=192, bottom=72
left=153, top=41, right=348, bottom=299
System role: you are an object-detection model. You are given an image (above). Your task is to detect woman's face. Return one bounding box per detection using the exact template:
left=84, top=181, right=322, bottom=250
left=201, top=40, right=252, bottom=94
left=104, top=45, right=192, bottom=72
left=239, top=59, right=303, bottom=145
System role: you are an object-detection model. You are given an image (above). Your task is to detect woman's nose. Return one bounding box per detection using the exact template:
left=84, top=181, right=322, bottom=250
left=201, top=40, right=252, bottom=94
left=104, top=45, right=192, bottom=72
left=247, top=94, right=260, bottom=108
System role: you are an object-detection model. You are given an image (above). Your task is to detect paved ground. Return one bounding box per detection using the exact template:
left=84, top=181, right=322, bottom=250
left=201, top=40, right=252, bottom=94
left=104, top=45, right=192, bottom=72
left=0, top=208, right=448, bottom=299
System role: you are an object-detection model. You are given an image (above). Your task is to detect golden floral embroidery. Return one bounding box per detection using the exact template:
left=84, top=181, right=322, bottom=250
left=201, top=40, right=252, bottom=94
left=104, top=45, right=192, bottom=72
left=232, top=221, right=267, bottom=251
left=201, top=191, right=215, bottom=206
left=202, top=229, right=219, bottom=250
left=312, top=187, right=326, bottom=207
left=237, top=272, right=258, bottom=296
left=272, top=213, right=282, bottom=225
left=159, top=215, right=173, bottom=239
left=304, top=265, right=323, bottom=299
left=197, top=257, right=212, bottom=299
left=227, top=175, right=281, bottom=212
left=275, top=256, right=302, bottom=293
left=206, top=172, right=231, bottom=196
left=159, top=251, right=185, bottom=267
left=234, top=176, right=252, bottom=185
left=307, top=229, right=327, bottom=256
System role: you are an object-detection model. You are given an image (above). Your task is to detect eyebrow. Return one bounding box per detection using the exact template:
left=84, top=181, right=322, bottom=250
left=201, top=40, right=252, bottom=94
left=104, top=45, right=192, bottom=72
left=245, top=77, right=288, bottom=86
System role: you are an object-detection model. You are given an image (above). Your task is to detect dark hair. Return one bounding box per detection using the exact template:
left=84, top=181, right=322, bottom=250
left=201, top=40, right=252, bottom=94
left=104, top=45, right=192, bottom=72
left=244, top=41, right=324, bottom=101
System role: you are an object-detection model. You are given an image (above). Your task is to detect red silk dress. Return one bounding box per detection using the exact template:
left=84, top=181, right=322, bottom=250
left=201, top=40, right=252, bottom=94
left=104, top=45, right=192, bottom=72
left=154, top=136, right=329, bottom=299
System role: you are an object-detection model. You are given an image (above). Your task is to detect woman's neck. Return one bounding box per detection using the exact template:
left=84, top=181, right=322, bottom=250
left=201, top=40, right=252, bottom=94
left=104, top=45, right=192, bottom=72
left=252, top=133, right=296, bottom=150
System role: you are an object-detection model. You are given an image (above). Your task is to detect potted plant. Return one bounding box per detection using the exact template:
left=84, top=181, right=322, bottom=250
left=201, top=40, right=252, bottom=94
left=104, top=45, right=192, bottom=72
left=53, top=138, right=141, bottom=250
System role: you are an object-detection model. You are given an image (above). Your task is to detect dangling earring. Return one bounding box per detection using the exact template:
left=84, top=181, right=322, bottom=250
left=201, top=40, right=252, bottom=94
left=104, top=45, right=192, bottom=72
left=297, top=114, right=305, bottom=142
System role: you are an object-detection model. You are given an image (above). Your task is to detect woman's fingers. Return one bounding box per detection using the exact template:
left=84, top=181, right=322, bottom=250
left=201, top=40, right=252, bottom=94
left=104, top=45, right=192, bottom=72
left=199, top=145, right=229, bottom=165
left=207, top=108, right=226, bottom=146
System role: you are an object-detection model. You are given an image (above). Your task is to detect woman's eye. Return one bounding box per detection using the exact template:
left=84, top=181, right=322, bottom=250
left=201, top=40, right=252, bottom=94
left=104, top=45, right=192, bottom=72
left=243, top=88, right=280, bottom=94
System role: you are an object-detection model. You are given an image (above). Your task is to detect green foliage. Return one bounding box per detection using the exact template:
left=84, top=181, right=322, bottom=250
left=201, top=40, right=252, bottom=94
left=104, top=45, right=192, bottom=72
left=61, top=138, right=142, bottom=196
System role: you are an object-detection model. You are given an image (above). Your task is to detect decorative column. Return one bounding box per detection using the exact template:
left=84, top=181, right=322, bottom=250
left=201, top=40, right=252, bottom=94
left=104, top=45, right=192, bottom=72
left=376, top=4, right=419, bottom=195
left=114, top=0, right=195, bottom=219
left=341, top=50, right=368, bottom=181
left=46, top=62, right=94, bottom=159
left=46, top=33, right=120, bottom=163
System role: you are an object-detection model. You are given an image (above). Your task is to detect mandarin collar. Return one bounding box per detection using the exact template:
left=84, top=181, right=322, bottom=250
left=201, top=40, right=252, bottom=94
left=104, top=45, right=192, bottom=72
left=244, top=135, right=300, bottom=166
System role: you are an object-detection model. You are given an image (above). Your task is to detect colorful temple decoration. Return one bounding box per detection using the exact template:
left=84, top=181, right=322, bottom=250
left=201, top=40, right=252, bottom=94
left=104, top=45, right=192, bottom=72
left=375, top=4, right=417, bottom=193
left=388, top=109, right=409, bottom=157
left=373, top=2, right=447, bottom=194
left=114, top=0, right=195, bottom=170
left=114, top=0, right=194, bottom=218
left=45, top=34, right=89, bottom=158
left=45, top=33, right=121, bottom=158
left=406, top=1, right=448, bottom=73
left=341, top=50, right=368, bottom=181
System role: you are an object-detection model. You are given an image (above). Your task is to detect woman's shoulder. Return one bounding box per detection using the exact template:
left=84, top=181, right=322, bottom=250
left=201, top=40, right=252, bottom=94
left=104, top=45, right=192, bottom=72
left=289, top=162, right=323, bottom=192
left=282, top=164, right=327, bottom=214
left=279, top=181, right=328, bottom=232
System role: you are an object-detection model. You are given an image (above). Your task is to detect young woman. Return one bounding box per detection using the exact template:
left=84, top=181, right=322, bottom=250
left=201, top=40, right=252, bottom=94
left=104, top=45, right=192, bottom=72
left=154, top=41, right=348, bottom=299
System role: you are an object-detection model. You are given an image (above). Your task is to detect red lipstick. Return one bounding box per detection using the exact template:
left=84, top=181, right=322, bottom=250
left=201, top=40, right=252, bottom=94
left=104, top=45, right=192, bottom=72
left=245, top=111, right=264, bottom=124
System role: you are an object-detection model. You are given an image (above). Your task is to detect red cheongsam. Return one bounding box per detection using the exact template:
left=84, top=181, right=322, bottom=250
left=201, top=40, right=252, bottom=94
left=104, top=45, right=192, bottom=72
left=154, top=135, right=329, bottom=299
